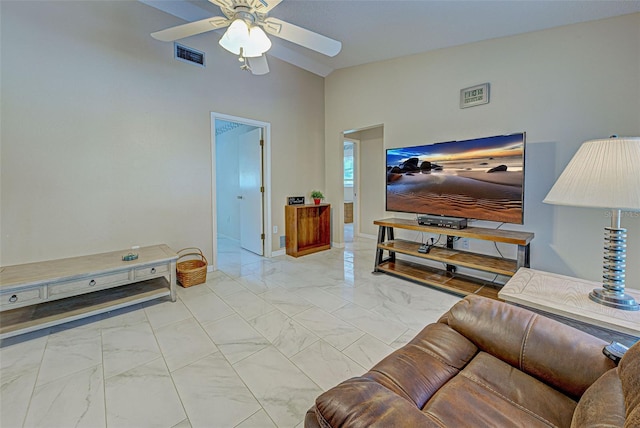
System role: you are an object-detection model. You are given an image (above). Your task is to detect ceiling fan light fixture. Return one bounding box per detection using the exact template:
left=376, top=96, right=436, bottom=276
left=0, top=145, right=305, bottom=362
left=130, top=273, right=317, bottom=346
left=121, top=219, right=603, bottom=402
left=218, top=18, right=250, bottom=55
left=244, top=26, right=271, bottom=57
left=219, top=11, right=271, bottom=58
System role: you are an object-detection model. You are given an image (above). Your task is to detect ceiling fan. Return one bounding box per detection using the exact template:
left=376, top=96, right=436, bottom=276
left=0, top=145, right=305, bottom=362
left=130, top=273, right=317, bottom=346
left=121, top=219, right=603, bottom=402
left=151, top=0, right=342, bottom=75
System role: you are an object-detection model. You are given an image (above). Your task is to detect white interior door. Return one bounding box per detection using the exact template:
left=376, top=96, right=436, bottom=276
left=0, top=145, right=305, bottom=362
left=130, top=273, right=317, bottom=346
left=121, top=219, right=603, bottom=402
left=239, top=128, right=264, bottom=255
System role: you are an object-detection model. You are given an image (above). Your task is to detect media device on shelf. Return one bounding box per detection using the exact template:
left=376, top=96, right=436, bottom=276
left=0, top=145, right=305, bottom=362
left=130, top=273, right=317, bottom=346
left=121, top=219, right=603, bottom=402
left=417, top=215, right=467, bottom=229
left=386, top=132, right=526, bottom=225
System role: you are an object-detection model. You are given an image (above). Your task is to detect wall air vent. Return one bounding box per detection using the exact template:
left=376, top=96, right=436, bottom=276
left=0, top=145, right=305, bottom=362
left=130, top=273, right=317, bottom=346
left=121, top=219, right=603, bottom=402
left=174, top=43, right=205, bottom=68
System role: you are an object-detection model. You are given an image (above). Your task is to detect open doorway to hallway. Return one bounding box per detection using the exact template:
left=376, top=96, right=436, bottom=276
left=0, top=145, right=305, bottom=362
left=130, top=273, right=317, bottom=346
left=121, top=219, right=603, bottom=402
left=343, top=125, right=385, bottom=241
left=211, top=113, right=272, bottom=271
left=343, top=138, right=356, bottom=243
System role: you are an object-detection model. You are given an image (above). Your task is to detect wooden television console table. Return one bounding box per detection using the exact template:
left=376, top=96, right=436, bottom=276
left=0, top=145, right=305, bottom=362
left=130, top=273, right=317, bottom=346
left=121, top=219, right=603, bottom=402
left=373, top=218, right=534, bottom=300
left=0, top=244, right=177, bottom=339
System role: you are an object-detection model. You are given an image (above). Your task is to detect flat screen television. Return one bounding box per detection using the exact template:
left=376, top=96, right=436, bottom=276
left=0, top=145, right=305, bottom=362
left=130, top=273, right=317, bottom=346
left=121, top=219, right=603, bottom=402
left=386, top=132, right=525, bottom=224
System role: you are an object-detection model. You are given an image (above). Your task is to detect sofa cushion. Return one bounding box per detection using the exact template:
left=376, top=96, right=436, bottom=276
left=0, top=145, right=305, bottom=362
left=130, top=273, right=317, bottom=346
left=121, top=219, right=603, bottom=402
left=365, top=323, right=477, bottom=408
left=441, top=295, right=615, bottom=399
left=313, top=378, right=443, bottom=428
left=619, top=340, right=640, bottom=426
left=570, top=368, right=625, bottom=428
left=425, top=352, right=577, bottom=427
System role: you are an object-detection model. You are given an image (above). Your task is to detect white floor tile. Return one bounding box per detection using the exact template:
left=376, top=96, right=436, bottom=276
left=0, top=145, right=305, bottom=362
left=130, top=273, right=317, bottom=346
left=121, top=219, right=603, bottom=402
left=102, top=322, right=161, bottom=379
left=0, top=330, right=48, bottom=376
left=221, top=289, right=277, bottom=321
left=172, top=419, right=192, bottom=428
left=1, top=367, right=38, bottom=428
left=294, top=287, right=349, bottom=312
left=201, top=313, right=269, bottom=364
left=36, top=328, right=103, bottom=387
left=293, top=307, right=365, bottom=351
left=237, top=274, right=282, bottom=295
left=181, top=290, right=235, bottom=324
left=100, top=303, right=147, bottom=331
left=105, top=358, right=186, bottom=428
left=250, top=310, right=319, bottom=357
left=144, top=297, right=193, bottom=329
left=206, top=274, right=247, bottom=296
left=25, top=365, right=105, bottom=428
left=290, top=340, right=366, bottom=390
left=258, top=288, right=314, bottom=317
left=236, top=409, right=277, bottom=428
left=342, top=334, right=395, bottom=369
left=154, top=317, right=218, bottom=372
left=233, top=346, right=322, bottom=428
left=172, top=353, right=261, bottom=427
left=332, top=303, right=408, bottom=345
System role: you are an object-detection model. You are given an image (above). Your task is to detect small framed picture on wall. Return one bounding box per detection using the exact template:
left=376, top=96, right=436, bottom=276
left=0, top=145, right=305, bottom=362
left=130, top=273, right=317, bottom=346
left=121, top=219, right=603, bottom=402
left=460, top=83, right=490, bottom=108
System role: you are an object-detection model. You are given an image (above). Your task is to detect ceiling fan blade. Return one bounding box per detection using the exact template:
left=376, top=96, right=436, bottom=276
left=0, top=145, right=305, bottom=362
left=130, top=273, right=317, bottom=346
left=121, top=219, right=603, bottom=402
left=251, top=0, right=283, bottom=14
left=151, top=16, right=230, bottom=42
left=262, top=17, right=341, bottom=57
left=248, top=55, right=269, bottom=75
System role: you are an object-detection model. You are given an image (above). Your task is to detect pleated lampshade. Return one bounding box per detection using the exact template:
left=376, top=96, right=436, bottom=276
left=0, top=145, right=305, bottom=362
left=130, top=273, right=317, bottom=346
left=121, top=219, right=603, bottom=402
left=543, top=136, right=640, bottom=211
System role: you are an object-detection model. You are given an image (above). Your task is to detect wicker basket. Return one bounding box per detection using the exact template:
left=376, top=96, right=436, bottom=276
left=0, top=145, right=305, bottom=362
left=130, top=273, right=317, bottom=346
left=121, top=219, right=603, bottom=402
left=176, top=248, right=207, bottom=287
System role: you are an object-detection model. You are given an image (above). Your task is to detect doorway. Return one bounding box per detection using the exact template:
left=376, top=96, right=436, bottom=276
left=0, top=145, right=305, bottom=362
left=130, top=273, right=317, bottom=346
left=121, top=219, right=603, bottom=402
left=211, top=113, right=272, bottom=271
left=343, top=138, right=358, bottom=243
left=342, top=125, right=384, bottom=241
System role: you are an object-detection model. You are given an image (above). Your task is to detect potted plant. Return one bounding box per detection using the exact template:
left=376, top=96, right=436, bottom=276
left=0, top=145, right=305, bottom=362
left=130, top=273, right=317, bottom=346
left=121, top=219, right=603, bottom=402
left=311, top=190, right=325, bottom=205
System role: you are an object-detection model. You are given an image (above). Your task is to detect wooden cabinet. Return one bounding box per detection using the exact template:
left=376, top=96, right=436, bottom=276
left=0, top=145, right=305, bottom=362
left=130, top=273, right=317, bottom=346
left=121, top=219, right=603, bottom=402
left=285, top=204, right=331, bottom=257
left=0, top=245, right=177, bottom=339
left=344, top=202, right=353, bottom=224
left=373, top=218, right=533, bottom=300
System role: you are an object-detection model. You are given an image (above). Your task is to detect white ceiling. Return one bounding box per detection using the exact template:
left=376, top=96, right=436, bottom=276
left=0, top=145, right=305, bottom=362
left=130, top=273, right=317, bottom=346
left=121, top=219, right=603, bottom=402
left=142, top=0, right=640, bottom=77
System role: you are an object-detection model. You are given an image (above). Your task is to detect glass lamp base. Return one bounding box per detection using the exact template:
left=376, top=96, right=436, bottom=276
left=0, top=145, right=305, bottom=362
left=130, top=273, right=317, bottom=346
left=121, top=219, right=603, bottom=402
left=589, top=288, right=640, bottom=311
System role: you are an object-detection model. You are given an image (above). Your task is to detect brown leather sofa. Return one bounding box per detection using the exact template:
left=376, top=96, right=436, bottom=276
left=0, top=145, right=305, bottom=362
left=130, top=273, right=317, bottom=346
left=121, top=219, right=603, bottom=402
left=305, top=295, right=640, bottom=427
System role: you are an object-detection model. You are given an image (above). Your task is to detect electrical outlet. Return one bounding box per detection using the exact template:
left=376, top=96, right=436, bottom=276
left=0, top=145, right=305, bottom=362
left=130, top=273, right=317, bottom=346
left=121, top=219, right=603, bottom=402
left=460, top=239, right=469, bottom=250
left=273, top=225, right=278, bottom=234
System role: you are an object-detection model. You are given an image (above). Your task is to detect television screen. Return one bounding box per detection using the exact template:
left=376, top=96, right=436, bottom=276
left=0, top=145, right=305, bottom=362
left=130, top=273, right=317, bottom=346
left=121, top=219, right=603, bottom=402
left=386, top=133, right=525, bottom=224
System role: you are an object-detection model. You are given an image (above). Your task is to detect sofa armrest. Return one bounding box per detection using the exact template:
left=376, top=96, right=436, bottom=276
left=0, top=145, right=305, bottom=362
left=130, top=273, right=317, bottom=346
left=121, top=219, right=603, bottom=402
left=439, top=295, right=616, bottom=399
left=311, top=377, right=441, bottom=428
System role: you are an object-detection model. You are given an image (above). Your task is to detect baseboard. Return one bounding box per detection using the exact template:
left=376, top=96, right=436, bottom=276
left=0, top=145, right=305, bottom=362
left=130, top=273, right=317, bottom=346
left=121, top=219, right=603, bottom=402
left=207, top=265, right=214, bottom=272
left=271, top=248, right=286, bottom=257
left=332, top=241, right=345, bottom=248
left=358, top=233, right=377, bottom=240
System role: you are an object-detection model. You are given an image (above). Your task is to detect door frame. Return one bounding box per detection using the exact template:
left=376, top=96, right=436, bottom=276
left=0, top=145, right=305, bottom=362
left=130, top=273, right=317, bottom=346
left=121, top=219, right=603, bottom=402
left=211, top=112, right=272, bottom=271
left=344, top=137, right=360, bottom=240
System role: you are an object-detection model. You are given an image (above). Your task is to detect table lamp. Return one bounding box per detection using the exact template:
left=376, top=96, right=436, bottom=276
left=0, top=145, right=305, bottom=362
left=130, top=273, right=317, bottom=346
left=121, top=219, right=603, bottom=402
left=543, top=135, right=640, bottom=311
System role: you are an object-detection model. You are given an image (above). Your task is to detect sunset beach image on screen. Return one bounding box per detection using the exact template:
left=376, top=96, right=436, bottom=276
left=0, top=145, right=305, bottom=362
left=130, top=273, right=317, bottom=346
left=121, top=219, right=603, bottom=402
left=386, top=133, right=525, bottom=224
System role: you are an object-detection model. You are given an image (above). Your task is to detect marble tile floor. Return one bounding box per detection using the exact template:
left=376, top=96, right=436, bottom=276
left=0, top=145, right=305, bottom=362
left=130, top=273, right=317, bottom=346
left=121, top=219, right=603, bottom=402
left=343, top=223, right=353, bottom=243
left=0, top=236, right=462, bottom=428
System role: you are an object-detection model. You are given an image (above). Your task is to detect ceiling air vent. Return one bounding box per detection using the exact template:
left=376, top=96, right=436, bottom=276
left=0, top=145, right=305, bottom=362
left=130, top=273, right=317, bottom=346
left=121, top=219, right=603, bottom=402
left=174, top=43, right=205, bottom=68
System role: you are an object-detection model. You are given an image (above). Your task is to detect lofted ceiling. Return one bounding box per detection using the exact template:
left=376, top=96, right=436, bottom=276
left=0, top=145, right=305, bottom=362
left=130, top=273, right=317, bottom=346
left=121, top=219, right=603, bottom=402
left=141, top=0, right=640, bottom=77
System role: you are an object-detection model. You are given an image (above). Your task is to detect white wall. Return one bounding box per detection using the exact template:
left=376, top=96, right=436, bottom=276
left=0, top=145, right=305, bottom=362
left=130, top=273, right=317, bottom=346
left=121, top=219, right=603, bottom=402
left=325, top=14, right=640, bottom=287
left=0, top=1, right=325, bottom=265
